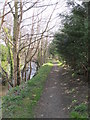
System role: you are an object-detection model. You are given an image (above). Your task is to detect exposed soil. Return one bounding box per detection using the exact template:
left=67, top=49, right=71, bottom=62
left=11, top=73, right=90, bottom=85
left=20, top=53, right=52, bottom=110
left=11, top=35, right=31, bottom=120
left=34, top=63, right=88, bottom=118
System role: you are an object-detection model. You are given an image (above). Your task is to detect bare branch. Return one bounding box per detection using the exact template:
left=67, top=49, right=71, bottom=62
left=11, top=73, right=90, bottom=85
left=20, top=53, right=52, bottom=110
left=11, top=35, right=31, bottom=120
left=23, top=0, right=39, bottom=13
left=0, top=0, right=8, bottom=30
left=7, top=2, right=14, bottom=17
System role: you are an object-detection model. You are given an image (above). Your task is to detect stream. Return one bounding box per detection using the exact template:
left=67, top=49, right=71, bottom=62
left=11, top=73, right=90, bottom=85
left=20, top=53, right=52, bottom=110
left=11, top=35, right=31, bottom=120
left=24, top=62, right=37, bottom=81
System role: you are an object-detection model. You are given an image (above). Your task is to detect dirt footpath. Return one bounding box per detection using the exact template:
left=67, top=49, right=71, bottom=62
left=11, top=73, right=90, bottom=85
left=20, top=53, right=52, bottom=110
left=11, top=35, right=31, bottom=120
left=34, top=64, right=70, bottom=118
left=34, top=63, right=88, bottom=118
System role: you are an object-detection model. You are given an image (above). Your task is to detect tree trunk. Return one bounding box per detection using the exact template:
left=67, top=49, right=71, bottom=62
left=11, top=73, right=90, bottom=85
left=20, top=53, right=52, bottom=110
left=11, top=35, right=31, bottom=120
left=7, top=42, right=13, bottom=84
left=17, top=54, right=21, bottom=85
left=41, top=39, right=43, bottom=65
left=25, top=66, right=26, bottom=82
left=24, top=52, right=27, bottom=82
left=88, top=2, right=90, bottom=117
left=13, top=1, right=19, bottom=86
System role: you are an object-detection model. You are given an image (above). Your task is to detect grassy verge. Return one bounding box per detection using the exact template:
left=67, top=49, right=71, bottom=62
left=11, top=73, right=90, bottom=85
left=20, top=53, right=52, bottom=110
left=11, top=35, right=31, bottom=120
left=2, top=63, right=53, bottom=118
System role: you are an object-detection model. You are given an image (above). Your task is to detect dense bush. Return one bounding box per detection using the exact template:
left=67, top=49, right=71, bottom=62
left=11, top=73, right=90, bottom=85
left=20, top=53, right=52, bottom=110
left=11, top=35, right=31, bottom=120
left=50, top=2, right=88, bottom=76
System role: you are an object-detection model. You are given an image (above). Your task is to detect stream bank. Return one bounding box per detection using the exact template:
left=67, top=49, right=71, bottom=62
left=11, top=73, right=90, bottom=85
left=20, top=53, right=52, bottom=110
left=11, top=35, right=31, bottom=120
left=2, top=63, right=53, bottom=118
left=0, top=61, right=38, bottom=119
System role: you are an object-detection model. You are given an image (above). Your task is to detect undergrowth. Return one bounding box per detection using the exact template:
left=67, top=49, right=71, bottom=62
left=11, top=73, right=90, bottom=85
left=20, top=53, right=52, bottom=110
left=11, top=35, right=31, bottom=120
left=70, top=103, right=88, bottom=119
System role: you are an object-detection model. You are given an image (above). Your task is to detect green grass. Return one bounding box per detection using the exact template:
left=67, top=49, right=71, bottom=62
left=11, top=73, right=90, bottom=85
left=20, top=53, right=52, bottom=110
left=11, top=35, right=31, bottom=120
left=46, top=59, right=63, bottom=66
left=70, top=103, right=88, bottom=119
left=57, top=60, right=63, bottom=66
left=2, top=63, right=53, bottom=118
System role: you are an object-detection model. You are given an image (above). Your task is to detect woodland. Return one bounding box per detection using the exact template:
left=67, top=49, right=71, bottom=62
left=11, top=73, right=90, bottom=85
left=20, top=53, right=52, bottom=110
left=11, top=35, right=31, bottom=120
left=0, top=0, right=90, bottom=119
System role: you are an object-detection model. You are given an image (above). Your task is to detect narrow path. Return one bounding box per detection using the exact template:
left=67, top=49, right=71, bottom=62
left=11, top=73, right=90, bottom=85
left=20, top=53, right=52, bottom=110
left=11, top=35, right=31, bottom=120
left=34, top=64, right=69, bottom=118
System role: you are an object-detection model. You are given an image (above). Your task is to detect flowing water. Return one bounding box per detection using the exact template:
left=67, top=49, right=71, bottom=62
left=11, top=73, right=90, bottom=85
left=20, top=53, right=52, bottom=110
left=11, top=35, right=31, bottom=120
left=26, top=62, right=37, bottom=80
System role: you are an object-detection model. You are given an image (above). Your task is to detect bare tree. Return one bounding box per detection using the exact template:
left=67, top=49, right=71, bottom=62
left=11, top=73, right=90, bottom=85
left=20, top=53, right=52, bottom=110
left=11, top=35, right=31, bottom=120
left=0, top=0, right=59, bottom=87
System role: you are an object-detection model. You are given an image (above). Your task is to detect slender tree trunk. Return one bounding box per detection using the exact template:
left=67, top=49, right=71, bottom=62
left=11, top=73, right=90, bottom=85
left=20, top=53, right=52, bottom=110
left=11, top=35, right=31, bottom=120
left=17, top=54, right=21, bottom=85
left=41, top=39, right=43, bottom=65
left=25, top=67, right=26, bottom=81
left=43, top=37, right=48, bottom=63
left=37, top=48, right=40, bottom=67
left=7, top=42, right=13, bottom=84
left=13, top=1, right=18, bottom=86
left=88, top=2, right=90, bottom=117
left=24, top=53, right=27, bottom=82
left=43, top=50, right=46, bottom=63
